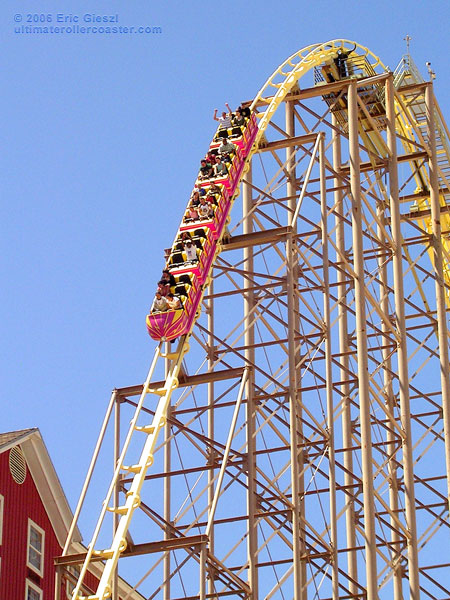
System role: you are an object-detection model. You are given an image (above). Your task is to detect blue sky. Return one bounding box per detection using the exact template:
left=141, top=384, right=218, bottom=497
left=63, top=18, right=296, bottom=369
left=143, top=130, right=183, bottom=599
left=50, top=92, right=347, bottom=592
left=2, top=0, right=450, bottom=541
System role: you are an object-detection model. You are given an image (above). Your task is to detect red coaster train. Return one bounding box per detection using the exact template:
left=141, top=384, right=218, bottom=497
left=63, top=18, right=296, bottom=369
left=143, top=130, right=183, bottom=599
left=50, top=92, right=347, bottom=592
left=146, top=110, right=258, bottom=341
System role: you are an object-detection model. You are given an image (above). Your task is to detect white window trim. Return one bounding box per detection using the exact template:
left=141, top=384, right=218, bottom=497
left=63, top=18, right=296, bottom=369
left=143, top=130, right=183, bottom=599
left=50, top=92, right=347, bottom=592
left=0, top=494, right=4, bottom=545
left=26, top=519, right=45, bottom=577
left=66, top=565, right=81, bottom=599
left=25, top=578, right=43, bottom=600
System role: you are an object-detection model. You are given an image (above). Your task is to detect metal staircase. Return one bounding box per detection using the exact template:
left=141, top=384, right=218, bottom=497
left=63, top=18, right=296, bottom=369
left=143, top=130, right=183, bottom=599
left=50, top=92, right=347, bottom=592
left=394, top=54, right=450, bottom=204
left=71, top=337, right=190, bottom=600
left=393, top=53, right=450, bottom=303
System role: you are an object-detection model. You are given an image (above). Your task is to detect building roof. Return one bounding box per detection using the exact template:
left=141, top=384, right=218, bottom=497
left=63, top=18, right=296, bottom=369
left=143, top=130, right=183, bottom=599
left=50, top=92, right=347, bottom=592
left=0, top=427, right=81, bottom=547
left=0, top=428, right=37, bottom=450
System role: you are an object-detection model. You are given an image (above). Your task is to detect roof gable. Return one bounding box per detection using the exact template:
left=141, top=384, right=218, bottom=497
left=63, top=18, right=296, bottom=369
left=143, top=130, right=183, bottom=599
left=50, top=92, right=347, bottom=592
left=0, top=428, right=81, bottom=547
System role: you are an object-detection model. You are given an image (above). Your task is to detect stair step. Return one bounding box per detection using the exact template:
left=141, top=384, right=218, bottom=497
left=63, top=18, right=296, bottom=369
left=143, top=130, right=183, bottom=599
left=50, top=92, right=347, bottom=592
left=92, top=548, right=114, bottom=559
left=148, top=387, right=168, bottom=396
left=106, top=505, right=128, bottom=515
left=122, top=464, right=142, bottom=474
left=160, top=351, right=178, bottom=360
left=135, top=424, right=155, bottom=434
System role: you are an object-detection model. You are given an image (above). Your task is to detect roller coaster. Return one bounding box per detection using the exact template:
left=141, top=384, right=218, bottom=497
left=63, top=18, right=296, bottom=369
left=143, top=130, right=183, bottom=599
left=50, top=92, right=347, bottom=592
left=59, top=40, right=450, bottom=600
left=146, top=112, right=258, bottom=342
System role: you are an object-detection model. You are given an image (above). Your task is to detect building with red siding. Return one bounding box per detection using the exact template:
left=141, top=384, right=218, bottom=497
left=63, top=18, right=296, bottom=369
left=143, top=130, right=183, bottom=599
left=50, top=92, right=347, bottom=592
left=0, top=429, right=143, bottom=600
